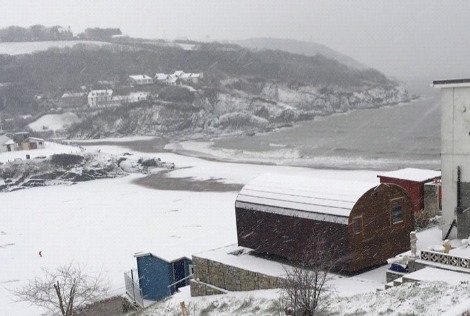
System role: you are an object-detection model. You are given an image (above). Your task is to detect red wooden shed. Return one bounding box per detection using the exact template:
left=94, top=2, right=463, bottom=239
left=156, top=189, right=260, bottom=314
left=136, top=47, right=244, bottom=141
left=377, top=168, right=441, bottom=213
left=235, top=173, right=414, bottom=273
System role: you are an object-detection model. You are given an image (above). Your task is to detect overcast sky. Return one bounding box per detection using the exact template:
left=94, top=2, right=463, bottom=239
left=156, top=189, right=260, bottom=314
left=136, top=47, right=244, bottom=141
left=0, top=0, right=469, bottom=80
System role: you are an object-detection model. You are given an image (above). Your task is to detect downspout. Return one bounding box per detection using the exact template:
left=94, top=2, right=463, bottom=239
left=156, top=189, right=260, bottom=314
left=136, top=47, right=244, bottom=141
left=456, top=166, right=463, bottom=214
left=445, top=166, right=462, bottom=239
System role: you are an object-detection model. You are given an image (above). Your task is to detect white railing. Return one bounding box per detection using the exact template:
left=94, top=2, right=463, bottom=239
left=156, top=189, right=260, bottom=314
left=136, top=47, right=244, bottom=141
left=420, top=250, right=470, bottom=269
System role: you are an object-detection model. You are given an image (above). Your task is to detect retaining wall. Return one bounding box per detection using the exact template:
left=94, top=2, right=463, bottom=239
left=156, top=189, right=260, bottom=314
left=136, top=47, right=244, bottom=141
left=190, top=255, right=283, bottom=297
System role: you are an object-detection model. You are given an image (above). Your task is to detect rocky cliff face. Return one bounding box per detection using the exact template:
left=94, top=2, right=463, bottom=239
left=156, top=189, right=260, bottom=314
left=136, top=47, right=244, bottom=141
left=67, top=78, right=410, bottom=139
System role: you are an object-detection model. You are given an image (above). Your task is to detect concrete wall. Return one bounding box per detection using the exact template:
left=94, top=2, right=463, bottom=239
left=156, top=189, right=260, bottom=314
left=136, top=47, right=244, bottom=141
left=190, top=256, right=283, bottom=297
left=440, top=86, right=470, bottom=239
left=424, top=183, right=440, bottom=217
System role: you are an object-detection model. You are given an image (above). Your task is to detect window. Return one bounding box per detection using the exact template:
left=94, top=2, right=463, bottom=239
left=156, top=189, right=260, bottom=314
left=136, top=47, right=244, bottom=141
left=353, top=216, right=363, bottom=234
left=391, top=200, right=403, bottom=224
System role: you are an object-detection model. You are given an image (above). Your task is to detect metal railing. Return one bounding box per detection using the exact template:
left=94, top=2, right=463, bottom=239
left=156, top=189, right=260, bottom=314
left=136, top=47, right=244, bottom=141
left=124, top=270, right=144, bottom=307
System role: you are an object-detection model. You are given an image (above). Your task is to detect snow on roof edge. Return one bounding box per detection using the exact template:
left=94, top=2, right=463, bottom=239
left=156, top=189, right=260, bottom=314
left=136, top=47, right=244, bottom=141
left=377, top=168, right=441, bottom=183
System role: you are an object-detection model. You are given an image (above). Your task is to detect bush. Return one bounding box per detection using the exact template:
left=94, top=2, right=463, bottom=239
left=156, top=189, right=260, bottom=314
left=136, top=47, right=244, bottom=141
left=159, top=86, right=195, bottom=103
left=414, top=209, right=430, bottom=230
left=50, top=154, right=84, bottom=168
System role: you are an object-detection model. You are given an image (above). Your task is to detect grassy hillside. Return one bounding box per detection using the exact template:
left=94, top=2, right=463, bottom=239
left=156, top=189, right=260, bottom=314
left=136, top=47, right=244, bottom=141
left=236, top=37, right=366, bottom=70
left=0, top=40, right=393, bottom=97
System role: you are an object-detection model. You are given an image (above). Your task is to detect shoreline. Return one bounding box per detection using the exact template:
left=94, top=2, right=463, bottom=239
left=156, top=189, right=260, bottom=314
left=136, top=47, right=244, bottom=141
left=70, top=95, right=440, bottom=171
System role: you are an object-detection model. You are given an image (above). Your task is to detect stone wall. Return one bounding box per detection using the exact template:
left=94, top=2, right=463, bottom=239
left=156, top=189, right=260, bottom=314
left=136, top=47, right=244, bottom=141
left=190, top=255, right=284, bottom=297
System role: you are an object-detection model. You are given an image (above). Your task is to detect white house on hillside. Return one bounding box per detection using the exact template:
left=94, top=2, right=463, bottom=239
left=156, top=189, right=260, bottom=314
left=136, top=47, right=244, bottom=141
left=154, top=73, right=169, bottom=83
left=112, top=92, right=149, bottom=104
left=0, top=134, right=16, bottom=152
left=129, top=75, right=153, bottom=86
left=88, top=89, right=113, bottom=107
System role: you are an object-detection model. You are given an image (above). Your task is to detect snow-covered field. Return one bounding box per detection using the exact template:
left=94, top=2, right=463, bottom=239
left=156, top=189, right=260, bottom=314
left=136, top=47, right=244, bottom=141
left=28, top=113, right=81, bottom=132
left=0, top=40, right=110, bottom=56
left=0, top=139, right=468, bottom=315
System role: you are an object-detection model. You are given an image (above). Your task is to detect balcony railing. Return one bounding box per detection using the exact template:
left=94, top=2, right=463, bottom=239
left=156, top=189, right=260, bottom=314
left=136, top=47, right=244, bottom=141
left=420, top=250, right=470, bottom=269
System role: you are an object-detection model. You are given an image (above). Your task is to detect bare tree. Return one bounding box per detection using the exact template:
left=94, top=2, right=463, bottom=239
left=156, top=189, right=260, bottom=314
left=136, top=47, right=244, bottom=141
left=14, top=263, right=109, bottom=315
left=280, top=232, right=343, bottom=316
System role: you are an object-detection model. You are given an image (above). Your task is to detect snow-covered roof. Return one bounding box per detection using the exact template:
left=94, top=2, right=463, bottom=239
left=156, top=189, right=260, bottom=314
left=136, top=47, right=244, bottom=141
left=0, top=134, right=13, bottom=145
left=167, top=76, right=178, bottom=83
left=62, top=92, right=85, bottom=98
left=133, top=251, right=190, bottom=263
left=154, top=73, right=168, bottom=80
left=236, top=173, right=377, bottom=222
left=129, top=75, right=152, bottom=80
left=88, top=89, right=113, bottom=97
left=133, top=234, right=229, bottom=262
left=173, top=70, right=184, bottom=77
left=433, top=78, right=470, bottom=89
left=377, top=168, right=441, bottom=183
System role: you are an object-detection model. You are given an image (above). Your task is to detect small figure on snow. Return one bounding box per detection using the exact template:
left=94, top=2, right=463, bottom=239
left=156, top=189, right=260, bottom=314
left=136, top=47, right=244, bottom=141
left=38, top=251, right=42, bottom=257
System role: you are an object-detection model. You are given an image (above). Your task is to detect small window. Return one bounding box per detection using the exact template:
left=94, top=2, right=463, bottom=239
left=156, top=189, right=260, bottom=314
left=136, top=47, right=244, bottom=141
left=353, top=216, right=363, bottom=234
left=391, top=201, right=403, bottom=224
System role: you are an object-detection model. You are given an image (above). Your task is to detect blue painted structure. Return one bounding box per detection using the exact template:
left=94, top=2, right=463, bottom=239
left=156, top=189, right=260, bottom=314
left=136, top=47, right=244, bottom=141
left=135, top=253, right=193, bottom=301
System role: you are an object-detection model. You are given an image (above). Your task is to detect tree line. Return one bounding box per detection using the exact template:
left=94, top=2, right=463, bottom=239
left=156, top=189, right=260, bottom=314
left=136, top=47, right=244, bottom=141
left=0, top=25, right=122, bottom=42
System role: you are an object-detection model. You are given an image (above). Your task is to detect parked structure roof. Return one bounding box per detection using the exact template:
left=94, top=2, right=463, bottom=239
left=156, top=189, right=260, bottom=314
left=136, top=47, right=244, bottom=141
left=433, top=78, right=470, bottom=88
left=236, top=173, right=377, bottom=219
left=377, top=168, right=441, bottom=183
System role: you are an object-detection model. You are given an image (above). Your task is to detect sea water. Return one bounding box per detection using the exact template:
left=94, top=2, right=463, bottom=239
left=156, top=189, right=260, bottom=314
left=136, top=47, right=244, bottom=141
left=214, top=91, right=441, bottom=170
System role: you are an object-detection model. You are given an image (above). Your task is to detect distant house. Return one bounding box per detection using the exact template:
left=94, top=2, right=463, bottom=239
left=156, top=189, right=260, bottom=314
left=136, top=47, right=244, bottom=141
left=180, top=73, right=192, bottom=81
left=154, top=71, right=202, bottom=85
left=129, top=75, right=154, bottom=86
left=21, top=137, right=45, bottom=150
left=131, top=252, right=192, bottom=301
left=88, top=89, right=113, bottom=107
left=154, top=73, right=169, bottom=83
left=377, top=168, right=441, bottom=213
left=235, top=173, right=414, bottom=273
left=180, top=73, right=202, bottom=84
left=0, top=134, right=16, bottom=152
left=166, top=75, right=181, bottom=86
left=173, top=70, right=184, bottom=78
left=112, top=92, right=149, bottom=105
left=189, top=73, right=202, bottom=83
left=128, top=92, right=149, bottom=103
left=61, top=92, right=87, bottom=108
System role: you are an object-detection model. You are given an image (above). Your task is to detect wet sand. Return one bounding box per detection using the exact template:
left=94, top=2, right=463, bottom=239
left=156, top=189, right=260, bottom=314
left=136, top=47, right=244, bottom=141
left=133, top=169, right=243, bottom=192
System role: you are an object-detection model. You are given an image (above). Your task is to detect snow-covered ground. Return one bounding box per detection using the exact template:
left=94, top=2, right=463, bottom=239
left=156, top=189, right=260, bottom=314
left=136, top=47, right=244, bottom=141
left=0, top=141, right=81, bottom=163
left=0, top=139, right=467, bottom=315
left=0, top=40, right=110, bottom=56
left=28, top=113, right=81, bottom=132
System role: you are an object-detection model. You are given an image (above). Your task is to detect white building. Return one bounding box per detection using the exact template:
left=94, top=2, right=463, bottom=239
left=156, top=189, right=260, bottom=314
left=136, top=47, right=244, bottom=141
left=154, top=73, right=169, bottom=83
left=433, top=78, right=470, bottom=239
left=88, top=89, right=113, bottom=107
left=129, top=75, right=153, bottom=86
left=112, top=92, right=149, bottom=104
left=0, top=134, right=16, bottom=152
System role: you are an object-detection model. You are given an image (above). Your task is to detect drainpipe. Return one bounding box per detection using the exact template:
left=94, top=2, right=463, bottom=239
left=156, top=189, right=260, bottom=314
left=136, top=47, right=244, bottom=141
left=456, top=166, right=463, bottom=214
